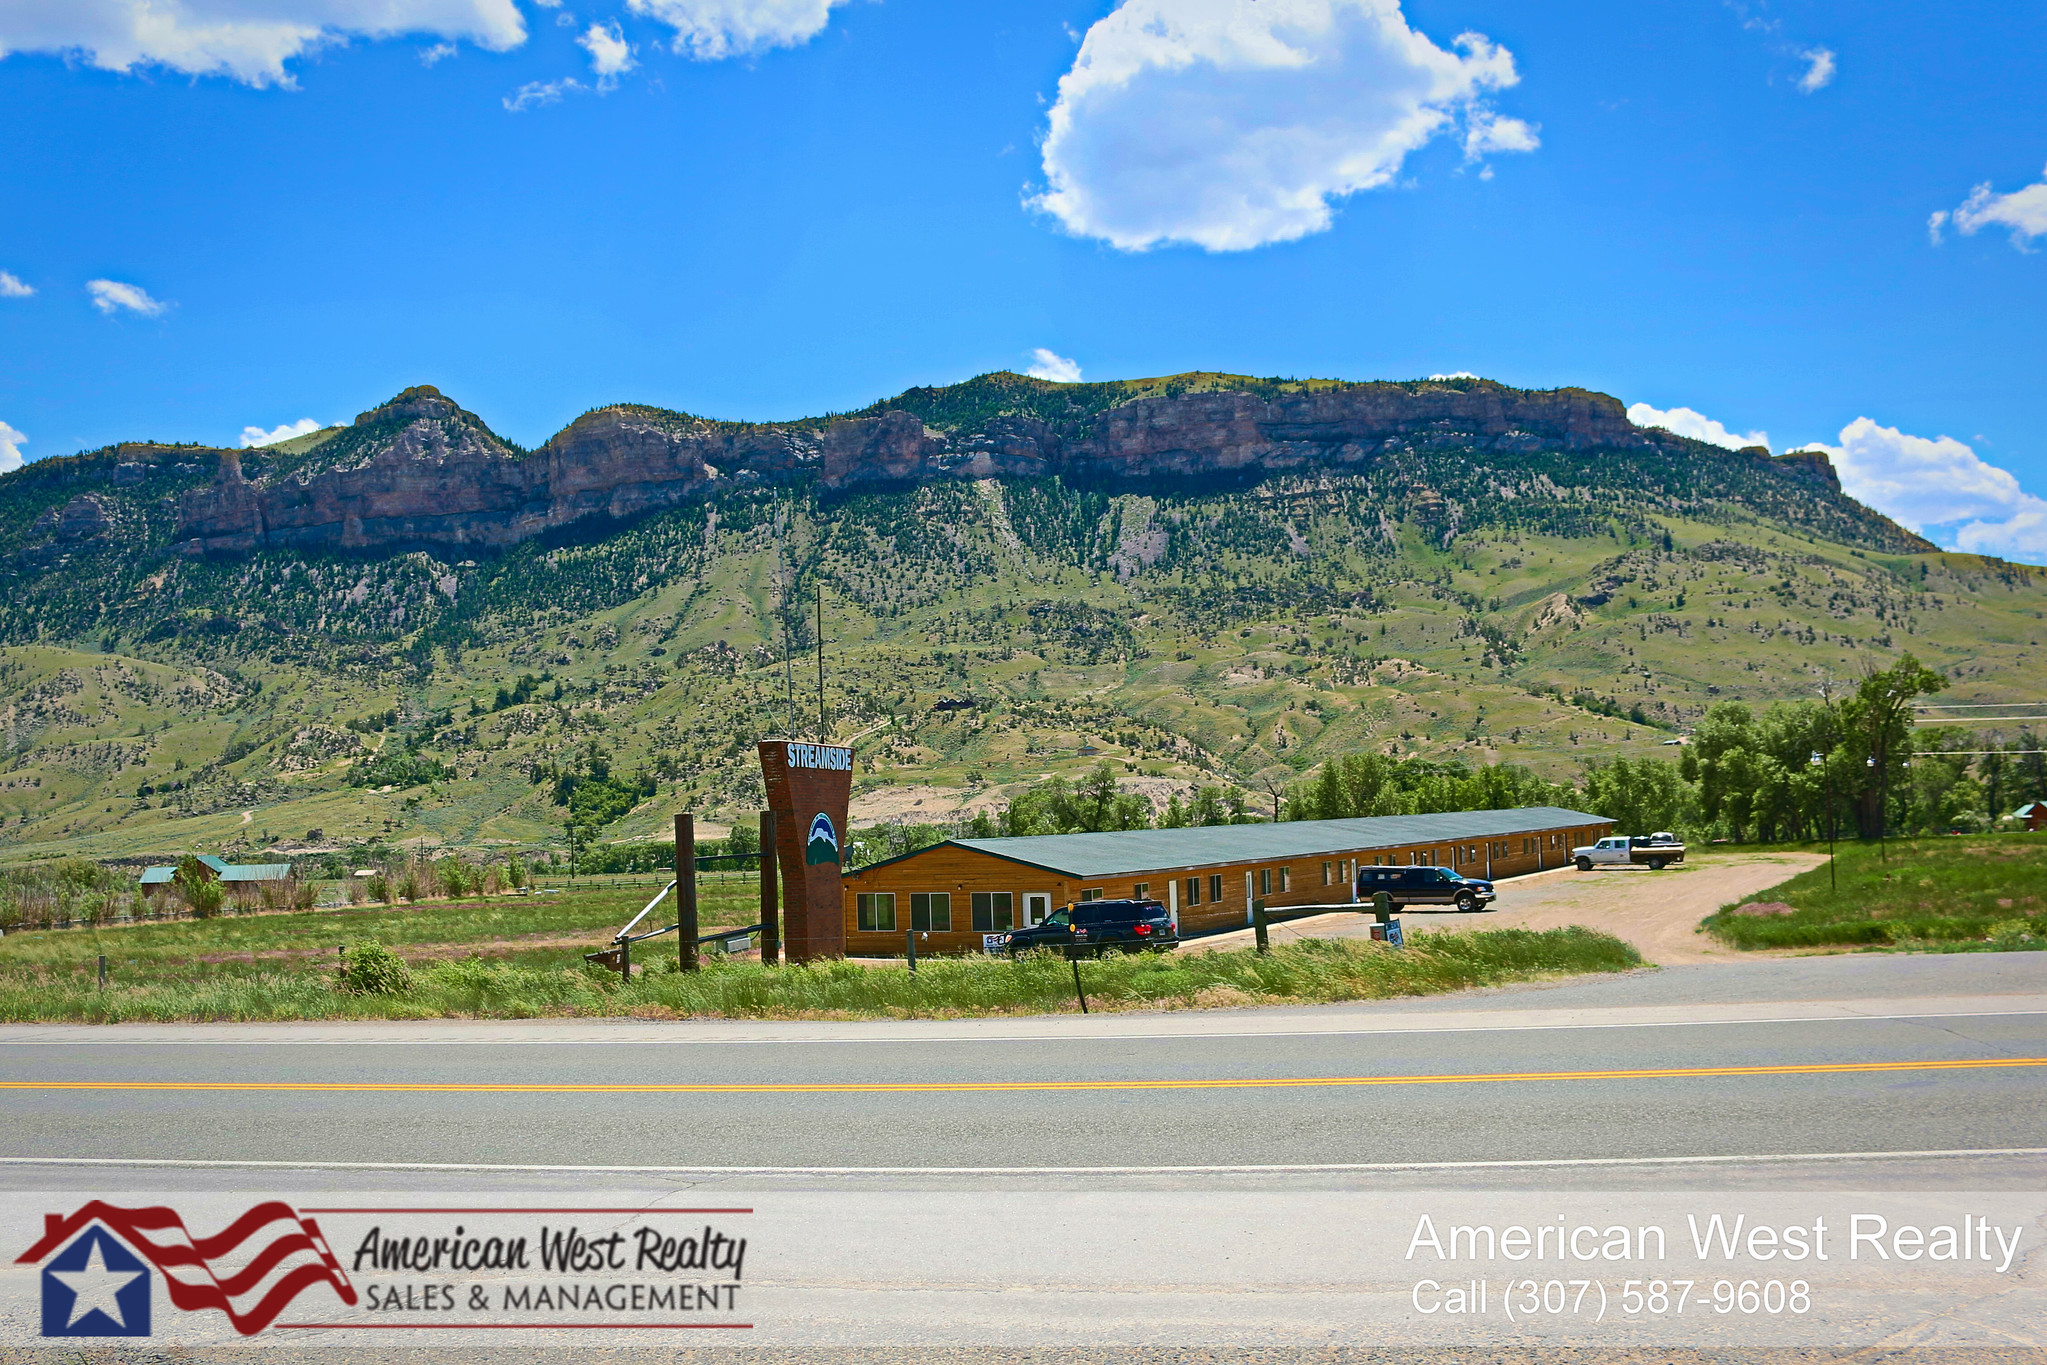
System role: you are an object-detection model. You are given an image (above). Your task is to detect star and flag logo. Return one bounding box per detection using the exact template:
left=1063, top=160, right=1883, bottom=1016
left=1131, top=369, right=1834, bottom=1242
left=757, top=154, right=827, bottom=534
left=20, top=1200, right=355, bottom=1336
left=40, top=1225, right=150, bottom=1337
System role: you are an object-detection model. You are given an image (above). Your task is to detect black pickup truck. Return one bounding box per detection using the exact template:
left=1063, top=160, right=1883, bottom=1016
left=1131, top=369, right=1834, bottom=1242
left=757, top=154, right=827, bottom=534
left=1000, top=899, right=1178, bottom=956
left=1353, top=865, right=1497, bottom=913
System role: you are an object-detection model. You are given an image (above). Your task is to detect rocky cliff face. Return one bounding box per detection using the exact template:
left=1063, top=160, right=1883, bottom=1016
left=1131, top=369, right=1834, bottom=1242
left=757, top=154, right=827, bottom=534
left=168, top=375, right=1807, bottom=556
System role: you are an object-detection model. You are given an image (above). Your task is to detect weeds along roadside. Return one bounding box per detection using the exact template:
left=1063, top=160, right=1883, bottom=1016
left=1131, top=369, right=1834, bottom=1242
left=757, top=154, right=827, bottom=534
left=0, top=927, right=1641, bottom=1024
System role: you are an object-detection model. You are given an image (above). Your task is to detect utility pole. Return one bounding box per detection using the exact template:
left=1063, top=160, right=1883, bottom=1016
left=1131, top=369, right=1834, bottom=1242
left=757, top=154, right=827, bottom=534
left=1812, top=750, right=1836, bottom=893
left=778, top=507, right=797, bottom=739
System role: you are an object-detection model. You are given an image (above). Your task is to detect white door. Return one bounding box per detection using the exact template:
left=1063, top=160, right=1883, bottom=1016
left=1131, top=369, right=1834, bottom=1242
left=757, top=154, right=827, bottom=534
left=1024, top=893, right=1051, bottom=927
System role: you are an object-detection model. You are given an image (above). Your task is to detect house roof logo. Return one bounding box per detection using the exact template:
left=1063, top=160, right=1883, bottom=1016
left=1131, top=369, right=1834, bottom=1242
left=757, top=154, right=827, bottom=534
left=40, top=1225, right=150, bottom=1337
left=805, top=811, right=839, bottom=866
left=20, top=1200, right=356, bottom=1336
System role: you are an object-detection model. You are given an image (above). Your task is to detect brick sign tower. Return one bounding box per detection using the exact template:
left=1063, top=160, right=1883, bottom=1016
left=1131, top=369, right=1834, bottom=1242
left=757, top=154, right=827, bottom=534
left=758, top=740, right=853, bottom=963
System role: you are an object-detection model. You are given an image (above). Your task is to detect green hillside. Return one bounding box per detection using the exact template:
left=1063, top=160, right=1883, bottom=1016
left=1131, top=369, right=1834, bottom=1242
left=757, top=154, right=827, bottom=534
left=0, top=373, right=2041, bottom=870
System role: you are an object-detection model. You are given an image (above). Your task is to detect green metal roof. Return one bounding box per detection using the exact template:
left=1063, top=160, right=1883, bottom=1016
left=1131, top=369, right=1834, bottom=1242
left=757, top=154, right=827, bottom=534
left=138, top=859, right=294, bottom=885
left=221, top=863, right=293, bottom=882
left=938, top=807, right=1611, bottom=879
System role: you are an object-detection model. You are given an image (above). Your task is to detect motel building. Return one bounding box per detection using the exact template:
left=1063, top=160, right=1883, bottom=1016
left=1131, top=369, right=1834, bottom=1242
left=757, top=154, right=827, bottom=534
left=840, top=805, right=1615, bottom=956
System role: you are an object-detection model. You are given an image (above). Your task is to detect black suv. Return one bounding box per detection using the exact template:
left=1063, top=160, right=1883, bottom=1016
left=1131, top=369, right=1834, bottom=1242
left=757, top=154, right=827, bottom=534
left=1001, top=899, right=1178, bottom=956
left=1354, top=865, right=1497, bottom=913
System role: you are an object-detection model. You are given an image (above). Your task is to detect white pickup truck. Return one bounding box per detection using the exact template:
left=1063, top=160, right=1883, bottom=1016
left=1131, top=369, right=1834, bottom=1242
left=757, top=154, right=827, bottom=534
left=1573, top=833, right=1685, bottom=871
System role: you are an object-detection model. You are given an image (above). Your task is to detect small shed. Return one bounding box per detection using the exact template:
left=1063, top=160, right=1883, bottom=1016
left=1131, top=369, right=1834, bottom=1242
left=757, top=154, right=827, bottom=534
left=2015, top=801, right=2047, bottom=832
left=138, top=855, right=294, bottom=896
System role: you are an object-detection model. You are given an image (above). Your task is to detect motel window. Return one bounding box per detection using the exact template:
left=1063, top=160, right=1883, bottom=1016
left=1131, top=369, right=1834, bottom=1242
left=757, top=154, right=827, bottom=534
left=1322, top=862, right=1332, bottom=886
left=1258, top=869, right=1271, bottom=896
left=1184, top=876, right=1201, bottom=906
left=1209, top=874, right=1223, bottom=902
left=911, top=892, right=951, bottom=932
left=1279, top=867, right=1291, bottom=893
left=972, top=892, right=1014, bottom=932
left=1133, top=883, right=1149, bottom=899
left=857, top=893, right=896, bottom=932
left=1080, top=888, right=1104, bottom=901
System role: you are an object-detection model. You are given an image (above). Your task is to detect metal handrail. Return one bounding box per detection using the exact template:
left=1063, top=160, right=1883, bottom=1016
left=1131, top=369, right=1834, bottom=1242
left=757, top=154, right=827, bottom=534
left=613, top=880, right=676, bottom=943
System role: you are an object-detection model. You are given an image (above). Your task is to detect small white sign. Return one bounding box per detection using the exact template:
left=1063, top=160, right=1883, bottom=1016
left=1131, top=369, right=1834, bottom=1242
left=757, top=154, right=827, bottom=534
left=982, top=934, right=1007, bottom=954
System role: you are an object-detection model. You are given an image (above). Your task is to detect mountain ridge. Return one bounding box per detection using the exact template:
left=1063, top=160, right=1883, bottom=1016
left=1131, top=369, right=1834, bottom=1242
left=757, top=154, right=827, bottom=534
left=8, top=372, right=1925, bottom=562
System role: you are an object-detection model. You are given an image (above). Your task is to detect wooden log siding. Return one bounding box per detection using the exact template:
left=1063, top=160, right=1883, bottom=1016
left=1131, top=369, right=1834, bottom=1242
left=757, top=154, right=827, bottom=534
left=840, top=819, right=1612, bottom=956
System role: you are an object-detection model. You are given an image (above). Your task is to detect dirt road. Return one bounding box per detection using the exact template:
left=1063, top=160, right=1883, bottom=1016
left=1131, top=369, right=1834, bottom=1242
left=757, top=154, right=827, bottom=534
left=1195, top=851, right=1828, bottom=965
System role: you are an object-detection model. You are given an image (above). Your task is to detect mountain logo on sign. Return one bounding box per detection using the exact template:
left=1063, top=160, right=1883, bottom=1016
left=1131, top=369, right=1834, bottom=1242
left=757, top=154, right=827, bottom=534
left=805, top=812, right=839, bottom=866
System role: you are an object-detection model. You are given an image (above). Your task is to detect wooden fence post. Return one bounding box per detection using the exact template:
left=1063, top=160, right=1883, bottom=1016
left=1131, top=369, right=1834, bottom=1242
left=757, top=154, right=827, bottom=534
left=758, top=810, right=780, bottom=966
left=676, top=813, right=699, bottom=974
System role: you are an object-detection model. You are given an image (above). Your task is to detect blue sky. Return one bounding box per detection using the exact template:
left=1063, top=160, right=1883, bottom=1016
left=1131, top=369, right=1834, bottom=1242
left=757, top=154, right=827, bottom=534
left=2, top=0, right=2045, bottom=559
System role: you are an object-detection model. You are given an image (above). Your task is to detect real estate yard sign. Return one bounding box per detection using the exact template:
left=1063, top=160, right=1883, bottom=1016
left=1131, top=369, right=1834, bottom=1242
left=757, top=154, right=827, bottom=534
left=758, top=741, right=852, bottom=963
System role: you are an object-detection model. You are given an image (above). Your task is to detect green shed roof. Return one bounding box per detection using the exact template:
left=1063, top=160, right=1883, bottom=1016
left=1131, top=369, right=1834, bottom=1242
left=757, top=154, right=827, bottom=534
left=884, top=806, right=1611, bottom=879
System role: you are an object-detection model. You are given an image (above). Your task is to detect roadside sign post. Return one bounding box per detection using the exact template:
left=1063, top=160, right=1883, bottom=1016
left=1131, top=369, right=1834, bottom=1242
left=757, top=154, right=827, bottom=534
left=905, top=928, right=917, bottom=974
left=758, top=810, right=780, bottom=965
left=676, top=812, right=699, bottom=974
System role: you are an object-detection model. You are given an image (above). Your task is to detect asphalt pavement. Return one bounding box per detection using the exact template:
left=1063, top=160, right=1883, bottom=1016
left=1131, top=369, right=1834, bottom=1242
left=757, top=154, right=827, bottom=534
left=5, top=952, right=2044, bottom=1362
left=1, top=951, right=2042, bottom=1176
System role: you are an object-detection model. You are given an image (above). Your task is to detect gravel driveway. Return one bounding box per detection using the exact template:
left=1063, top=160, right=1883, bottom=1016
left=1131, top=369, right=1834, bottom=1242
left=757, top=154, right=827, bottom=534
left=1193, top=850, right=1829, bottom=965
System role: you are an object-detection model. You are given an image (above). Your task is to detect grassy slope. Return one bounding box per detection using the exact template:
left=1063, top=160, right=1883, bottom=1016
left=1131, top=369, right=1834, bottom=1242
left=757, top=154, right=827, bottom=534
left=0, top=387, right=2040, bottom=867
left=1702, top=834, right=2047, bottom=949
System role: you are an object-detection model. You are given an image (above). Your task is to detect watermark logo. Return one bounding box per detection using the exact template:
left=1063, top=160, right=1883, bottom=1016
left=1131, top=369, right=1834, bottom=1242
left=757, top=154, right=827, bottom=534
left=19, top=1200, right=356, bottom=1337
left=40, top=1225, right=150, bottom=1337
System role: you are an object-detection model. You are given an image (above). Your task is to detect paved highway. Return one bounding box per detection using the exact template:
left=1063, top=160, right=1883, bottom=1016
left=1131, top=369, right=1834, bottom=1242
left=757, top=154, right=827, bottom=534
left=4, top=955, right=2044, bottom=1362
left=2, top=955, right=2042, bottom=1177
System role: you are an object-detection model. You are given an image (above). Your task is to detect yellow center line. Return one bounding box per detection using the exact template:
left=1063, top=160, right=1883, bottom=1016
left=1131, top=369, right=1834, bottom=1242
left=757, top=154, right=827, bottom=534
left=2, top=1057, right=2041, bottom=1094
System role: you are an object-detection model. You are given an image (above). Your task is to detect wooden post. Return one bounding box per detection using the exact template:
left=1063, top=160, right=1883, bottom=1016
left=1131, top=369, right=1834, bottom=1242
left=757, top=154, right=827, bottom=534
left=97, top=955, right=106, bottom=992
left=905, top=928, right=917, bottom=974
left=676, top=812, right=699, bottom=973
left=758, top=810, right=780, bottom=965
left=1253, top=900, right=1270, bottom=955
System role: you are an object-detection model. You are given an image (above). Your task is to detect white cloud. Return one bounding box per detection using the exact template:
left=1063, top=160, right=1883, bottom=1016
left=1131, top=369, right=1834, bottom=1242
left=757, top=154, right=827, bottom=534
left=0, top=1, right=527, bottom=88
left=240, top=418, right=326, bottom=447
left=1796, top=46, right=1835, bottom=93
left=1627, top=401, right=1768, bottom=451
left=1942, top=164, right=2047, bottom=250
left=1025, top=348, right=1084, bottom=383
left=577, top=19, right=633, bottom=82
left=0, top=422, right=24, bottom=473
left=1032, top=0, right=1536, bottom=253
left=1463, top=110, right=1537, bottom=158
left=504, top=76, right=582, bottom=110
left=418, top=40, right=457, bottom=64
left=1797, top=418, right=2047, bottom=563
left=86, top=279, right=165, bottom=316
left=1428, top=370, right=1477, bottom=380
left=625, top=0, right=849, bottom=61
left=0, top=271, right=32, bottom=298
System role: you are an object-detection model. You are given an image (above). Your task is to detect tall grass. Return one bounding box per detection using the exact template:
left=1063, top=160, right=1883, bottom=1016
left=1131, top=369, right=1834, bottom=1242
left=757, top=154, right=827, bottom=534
left=1704, top=834, right=2047, bottom=950
left=0, top=859, right=131, bottom=932
left=0, top=926, right=1640, bottom=1023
